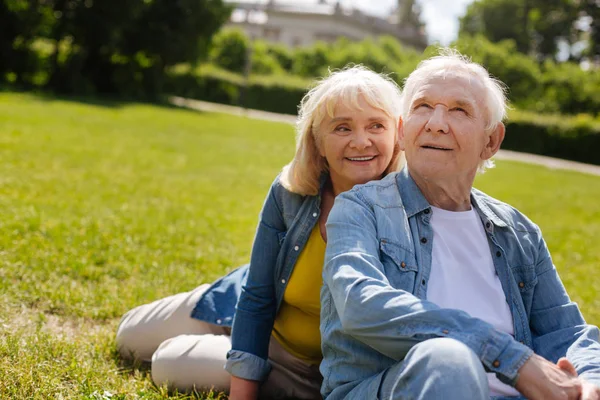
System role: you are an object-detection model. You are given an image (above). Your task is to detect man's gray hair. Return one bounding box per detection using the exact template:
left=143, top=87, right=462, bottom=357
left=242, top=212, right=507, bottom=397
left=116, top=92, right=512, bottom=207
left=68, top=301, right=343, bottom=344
left=402, top=48, right=508, bottom=172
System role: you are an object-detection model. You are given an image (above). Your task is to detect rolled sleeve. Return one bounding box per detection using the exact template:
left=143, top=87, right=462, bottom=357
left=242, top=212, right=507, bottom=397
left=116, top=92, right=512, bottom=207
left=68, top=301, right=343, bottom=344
left=225, top=349, right=272, bottom=382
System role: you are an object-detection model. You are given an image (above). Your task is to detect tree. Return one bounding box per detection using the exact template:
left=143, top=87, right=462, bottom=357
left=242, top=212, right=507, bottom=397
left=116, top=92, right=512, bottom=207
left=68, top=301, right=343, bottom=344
left=398, top=0, right=425, bottom=32
left=459, top=0, right=580, bottom=61
left=580, top=0, right=600, bottom=62
left=0, top=0, right=231, bottom=96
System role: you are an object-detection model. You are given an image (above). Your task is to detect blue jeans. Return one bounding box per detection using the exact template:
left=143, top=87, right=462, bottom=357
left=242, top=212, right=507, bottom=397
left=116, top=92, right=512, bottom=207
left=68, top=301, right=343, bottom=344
left=378, top=338, right=490, bottom=400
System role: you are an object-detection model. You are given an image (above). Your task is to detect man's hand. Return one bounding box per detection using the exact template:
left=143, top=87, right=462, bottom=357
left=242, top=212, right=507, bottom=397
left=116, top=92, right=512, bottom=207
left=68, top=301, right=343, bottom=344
left=515, top=353, right=582, bottom=400
left=557, top=357, right=600, bottom=400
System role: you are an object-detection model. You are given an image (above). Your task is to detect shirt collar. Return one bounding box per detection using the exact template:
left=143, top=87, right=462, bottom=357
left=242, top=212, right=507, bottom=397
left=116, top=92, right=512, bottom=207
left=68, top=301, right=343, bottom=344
left=396, top=167, right=431, bottom=218
left=396, top=167, right=507, bottom=228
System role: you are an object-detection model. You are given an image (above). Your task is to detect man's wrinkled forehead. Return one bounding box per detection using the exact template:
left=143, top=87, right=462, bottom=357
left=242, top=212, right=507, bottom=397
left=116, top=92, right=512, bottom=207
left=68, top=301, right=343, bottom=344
left=408, top=71, right=486, bottom=107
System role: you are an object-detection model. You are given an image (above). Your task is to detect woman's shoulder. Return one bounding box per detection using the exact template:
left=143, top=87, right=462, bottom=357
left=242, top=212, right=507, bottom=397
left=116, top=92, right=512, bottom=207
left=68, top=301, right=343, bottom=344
left=267, top=173, right=319, bottom=221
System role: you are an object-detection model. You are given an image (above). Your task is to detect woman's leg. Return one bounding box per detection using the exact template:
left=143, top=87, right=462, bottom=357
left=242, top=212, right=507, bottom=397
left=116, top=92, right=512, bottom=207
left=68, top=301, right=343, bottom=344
left=116, top=284, right=228, bottom=362
left=151, top=333, right=232, bottom=393
left=151, top=335, right=323, bottom=397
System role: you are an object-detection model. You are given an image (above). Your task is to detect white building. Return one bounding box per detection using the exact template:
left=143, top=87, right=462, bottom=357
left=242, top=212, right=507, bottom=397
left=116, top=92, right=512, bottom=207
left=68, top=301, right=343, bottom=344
left=224, top=0, right=428, bottom=50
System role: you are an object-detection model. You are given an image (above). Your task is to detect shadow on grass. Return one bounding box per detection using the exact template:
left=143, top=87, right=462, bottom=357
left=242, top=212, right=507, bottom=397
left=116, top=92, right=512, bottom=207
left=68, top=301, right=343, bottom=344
left=0, top=85, right=208, bottom=116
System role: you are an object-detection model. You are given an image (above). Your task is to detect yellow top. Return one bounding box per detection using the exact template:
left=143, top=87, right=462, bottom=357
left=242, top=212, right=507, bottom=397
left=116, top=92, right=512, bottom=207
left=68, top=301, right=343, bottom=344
left=272, top=224, right=325, bottom=365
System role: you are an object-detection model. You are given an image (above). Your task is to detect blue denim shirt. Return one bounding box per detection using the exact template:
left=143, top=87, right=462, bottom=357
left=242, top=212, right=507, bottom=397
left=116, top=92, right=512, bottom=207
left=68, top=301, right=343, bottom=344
left=321, top=168, right=600, bottom=399
left=192, top=174, right=323, bottom=382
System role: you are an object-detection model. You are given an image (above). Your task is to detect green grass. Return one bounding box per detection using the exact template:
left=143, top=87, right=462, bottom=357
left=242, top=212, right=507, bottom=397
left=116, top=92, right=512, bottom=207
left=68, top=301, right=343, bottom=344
left=0, top=92, right=599, bottom=398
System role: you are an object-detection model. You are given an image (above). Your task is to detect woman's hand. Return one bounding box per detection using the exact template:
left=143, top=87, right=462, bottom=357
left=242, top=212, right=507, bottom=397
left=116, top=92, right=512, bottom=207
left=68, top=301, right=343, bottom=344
left=558, top=357, right=600, bottom=400
left=229, top=376, right=260, bottom=400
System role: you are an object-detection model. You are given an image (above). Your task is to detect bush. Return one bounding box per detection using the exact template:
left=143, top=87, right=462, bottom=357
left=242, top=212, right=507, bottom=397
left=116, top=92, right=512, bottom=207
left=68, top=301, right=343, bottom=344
left=504, top=110, right=600, bottom=165
left=251, top=40, right=284, bottom=75
left=208, top=28, right=250, bottom=74
left=166, top=65, right=309, bottom=114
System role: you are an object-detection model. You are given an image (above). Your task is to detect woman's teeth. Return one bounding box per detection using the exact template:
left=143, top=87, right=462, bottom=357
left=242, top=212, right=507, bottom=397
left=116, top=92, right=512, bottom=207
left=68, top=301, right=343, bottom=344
left=347, top=156, right=375, bottom=161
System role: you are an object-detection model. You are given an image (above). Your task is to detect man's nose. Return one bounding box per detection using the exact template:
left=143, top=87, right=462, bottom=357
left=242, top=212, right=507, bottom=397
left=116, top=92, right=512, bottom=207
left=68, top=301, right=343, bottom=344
left=425, top=106, right=449, bottom=134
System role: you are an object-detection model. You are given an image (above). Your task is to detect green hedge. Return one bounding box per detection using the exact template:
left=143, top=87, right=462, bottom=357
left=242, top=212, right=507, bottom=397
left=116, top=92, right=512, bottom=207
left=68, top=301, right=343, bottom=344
left=165, top=65, right=308, bottom=115
left=166, top=66, right=600, bottom=166
left=503, top=111, right=600, bottom=165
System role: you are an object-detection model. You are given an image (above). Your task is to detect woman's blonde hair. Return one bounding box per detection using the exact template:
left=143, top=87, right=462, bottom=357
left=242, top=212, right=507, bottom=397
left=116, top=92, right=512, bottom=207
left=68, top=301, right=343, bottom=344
left=280, top=65, right=404, bottom=196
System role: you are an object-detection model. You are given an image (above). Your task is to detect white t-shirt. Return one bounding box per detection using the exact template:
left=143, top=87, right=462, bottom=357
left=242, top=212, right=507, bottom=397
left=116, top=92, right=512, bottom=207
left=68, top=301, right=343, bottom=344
left=426, top=206, right=520, bottom=397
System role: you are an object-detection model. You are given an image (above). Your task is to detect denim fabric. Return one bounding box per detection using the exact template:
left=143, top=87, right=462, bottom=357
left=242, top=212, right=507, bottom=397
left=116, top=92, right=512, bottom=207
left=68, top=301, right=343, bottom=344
left=320, top=167, right=600, bottom=399
left=192, top=174, right=324, bottom=382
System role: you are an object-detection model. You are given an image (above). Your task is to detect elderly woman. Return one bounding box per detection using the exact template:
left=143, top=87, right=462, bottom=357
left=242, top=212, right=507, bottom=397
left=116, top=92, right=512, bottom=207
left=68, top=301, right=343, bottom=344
left=320, top=51, right=600, bottom=400
left=116, top=65, right=404, bottom=399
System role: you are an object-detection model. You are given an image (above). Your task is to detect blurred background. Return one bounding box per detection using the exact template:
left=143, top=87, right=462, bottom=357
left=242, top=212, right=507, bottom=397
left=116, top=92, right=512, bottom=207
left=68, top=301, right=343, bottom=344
left=1, top=0, right=599, bottom=165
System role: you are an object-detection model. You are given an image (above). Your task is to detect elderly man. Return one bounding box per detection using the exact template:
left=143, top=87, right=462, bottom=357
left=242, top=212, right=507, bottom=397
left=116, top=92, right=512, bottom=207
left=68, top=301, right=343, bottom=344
left=320, top=51, right=600, bottom=400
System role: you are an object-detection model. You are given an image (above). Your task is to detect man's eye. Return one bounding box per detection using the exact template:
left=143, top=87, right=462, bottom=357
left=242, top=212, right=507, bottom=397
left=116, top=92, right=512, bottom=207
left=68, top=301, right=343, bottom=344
left=451, top=107, right=468, bottom=114
left=414, top=103, right=432, bottom=110
left=370, top=123, right=384, bottom=130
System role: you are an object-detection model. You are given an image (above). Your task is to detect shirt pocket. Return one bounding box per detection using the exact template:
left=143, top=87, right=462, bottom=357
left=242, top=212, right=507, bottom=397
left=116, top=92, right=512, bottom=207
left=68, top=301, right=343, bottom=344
left=510, top=264, right=538, bottom=315
left=379, top=238, right=419, bottom=294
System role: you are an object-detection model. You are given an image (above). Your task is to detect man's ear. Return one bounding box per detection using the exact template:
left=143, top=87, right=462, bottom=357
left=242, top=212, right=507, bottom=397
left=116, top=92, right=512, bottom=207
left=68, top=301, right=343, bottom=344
left=397, top=117, right=406, bottom=151
left=481, top=122, right=505, bottom=160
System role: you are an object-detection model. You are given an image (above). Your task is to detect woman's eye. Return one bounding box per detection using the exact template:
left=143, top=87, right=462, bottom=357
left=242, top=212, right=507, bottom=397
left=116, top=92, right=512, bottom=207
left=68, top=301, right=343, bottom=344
left=370, top=123, right=384, bottom=130
left=452, top=107, right=468, bottom=114
left=334, top=126, right=350, bottom=132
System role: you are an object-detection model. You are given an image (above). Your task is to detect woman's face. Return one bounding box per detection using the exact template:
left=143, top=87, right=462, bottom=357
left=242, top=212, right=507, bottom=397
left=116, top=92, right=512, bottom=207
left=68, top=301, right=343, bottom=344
left=318, top=96, right=398, bottom=195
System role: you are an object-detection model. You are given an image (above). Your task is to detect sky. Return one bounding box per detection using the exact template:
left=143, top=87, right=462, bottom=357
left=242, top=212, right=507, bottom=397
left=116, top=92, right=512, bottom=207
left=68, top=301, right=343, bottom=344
left=347, top=0, right=475, bottom=45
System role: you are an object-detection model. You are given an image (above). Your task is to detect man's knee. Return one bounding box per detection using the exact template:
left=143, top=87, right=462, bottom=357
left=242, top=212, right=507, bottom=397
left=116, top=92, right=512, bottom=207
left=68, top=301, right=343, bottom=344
left=381, top=338, right=489, bottom=400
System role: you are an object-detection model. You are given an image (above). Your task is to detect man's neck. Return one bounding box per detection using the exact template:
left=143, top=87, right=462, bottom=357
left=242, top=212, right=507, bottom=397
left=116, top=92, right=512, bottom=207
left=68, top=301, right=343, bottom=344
left=410, top=171, right=475, bottom=212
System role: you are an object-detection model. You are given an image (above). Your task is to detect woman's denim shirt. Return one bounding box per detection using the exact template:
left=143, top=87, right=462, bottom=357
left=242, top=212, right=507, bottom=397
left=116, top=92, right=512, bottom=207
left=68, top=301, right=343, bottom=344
left=191, top=174, right=323, bottom=381
left=320, top=168, right=600, bottom=399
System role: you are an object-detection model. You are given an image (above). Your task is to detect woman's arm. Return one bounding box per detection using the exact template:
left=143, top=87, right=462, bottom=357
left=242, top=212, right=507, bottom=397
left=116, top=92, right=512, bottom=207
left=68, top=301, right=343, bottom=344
left=225, top=177, right=287, bottom=382
left=229, top=376, right=260, bottom=400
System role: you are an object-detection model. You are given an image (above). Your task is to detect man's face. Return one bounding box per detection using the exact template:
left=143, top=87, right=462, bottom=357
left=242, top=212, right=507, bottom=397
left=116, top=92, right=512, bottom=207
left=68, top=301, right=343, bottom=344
left=400, top=73, right=496, bottom=183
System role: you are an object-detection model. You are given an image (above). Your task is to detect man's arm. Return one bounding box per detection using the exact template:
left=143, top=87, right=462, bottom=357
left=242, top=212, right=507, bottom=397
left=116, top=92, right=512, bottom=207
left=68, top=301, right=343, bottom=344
left=530, top=237, right=600, bottom=387
left=324, top=190, right=532, bottom=386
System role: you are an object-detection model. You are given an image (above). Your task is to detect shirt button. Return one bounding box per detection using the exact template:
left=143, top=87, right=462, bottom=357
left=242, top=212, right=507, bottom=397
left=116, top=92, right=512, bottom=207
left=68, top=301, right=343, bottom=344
left=294, top=245, right=299, bottom=251
left=519, top=282, right=525, bottom=288
left=312, top=212, right=317, bottom=217
left=400, top=262, right=406, bottom=268
left=442, top=329, right=449, bottom=334
left=496, top=251, right=501, bottom=257
left=424, top=208, right=430, bottom=214
left=216, top=319, right=222, bottom=324
left=281, top=279, right=286, bottom=284
left=493, top=360, right=501, bottom=368
left=420, top=237, right=427, bottom=244
left=486, top=222, right=491, bottom=229
left=421, top=279, right=426, bottom=286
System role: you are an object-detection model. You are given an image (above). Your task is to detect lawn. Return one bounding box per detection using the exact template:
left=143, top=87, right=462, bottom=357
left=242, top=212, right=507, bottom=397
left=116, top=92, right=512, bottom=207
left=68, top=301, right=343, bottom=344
left=0, top=92, right=599, bottom=399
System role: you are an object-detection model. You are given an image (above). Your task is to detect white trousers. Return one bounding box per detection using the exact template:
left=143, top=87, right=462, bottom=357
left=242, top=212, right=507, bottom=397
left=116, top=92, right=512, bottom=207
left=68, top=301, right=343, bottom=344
left=116, top=284, right=322, bottom=399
